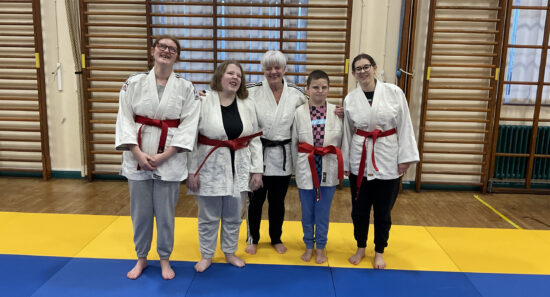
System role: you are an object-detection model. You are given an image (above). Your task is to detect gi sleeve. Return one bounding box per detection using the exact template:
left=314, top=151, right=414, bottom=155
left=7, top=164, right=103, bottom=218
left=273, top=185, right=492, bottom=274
left=395, top=88, right=420, bottom=164
left=341, top=96, right=354, bottom=172
left=115, top=79, right=137, bottom=151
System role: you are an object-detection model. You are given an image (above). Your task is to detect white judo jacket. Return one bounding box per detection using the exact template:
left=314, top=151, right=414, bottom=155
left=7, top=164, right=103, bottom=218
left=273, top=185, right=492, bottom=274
left=291, top=102, right=344, bottom=189
left=248, top=78, right=307, bottom=176
left=187, top=91, right=263, bottom=197
left=115, top=68, right=200, bottom=181
left=341, top=81, right=419, bottom=180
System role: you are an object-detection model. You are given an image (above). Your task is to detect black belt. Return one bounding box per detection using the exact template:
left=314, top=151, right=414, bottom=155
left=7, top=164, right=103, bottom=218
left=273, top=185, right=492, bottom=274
left=261, top=138, right=291, bottom=171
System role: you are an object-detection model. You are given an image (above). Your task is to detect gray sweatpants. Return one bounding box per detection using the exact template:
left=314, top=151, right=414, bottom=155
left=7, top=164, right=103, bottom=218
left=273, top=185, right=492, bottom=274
left=128, top=179, right=180, bottom=260
left=197, top=192, right=246, bottom=258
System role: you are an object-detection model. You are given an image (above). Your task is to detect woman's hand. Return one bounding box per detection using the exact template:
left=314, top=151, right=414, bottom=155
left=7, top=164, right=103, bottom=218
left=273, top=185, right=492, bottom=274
left=129, top=145, right=156, bottom=171
left=249, top=173, right=263, bottom=191
left=149, top=146, right=177, bottom=168
left=398, top=163, right=411, bottom=175
left=187, top=174, right=200, bottom=192
left=334, top=106, right=344, bottom=119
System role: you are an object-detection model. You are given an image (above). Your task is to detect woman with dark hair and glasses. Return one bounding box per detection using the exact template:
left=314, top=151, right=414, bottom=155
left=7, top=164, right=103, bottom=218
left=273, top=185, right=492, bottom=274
left=186, top=61, right=263, bottom=272
left=341, top=53, right=419, bottom=269
left=115, top=35, right=200, bottom=279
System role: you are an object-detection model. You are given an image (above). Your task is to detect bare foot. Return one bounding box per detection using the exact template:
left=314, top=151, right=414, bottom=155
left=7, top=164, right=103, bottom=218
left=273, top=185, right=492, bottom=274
left=315, top=249, right=327, bottom=264
left=160, top=259, right=175, bottom=280
left=127, top=257, right=147, bottom=279
left=348, top=247, right=365, bottom=265
left=273, top=243, right=287, bottom=254
left=194, top=258, right=212, bottom=272
left=245, top=244, right=257, bottom=255
left=373, top=252, right=386, bottom=269
left=225, top=254, right=245, bottom=268
left=301, top=249, right=313, bottom=262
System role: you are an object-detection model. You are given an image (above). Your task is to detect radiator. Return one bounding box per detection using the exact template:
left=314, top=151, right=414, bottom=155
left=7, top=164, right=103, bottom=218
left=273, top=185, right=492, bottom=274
left=494, top=125, right=550, bottom=180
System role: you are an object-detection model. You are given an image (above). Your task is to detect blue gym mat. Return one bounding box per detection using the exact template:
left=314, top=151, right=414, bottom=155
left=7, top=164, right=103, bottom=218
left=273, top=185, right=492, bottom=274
left=2, top=254, right=549, bottom=297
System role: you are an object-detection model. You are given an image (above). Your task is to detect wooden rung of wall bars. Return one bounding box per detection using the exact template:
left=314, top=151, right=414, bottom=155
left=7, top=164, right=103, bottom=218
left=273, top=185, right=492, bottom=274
left=433, top=29, right=499, bottom=34
left=424, top=128, right=488, bottom=133
left=435, top=6, right=501, bottom=10
left=434, top=17, right=500, bottom=22
left=431, top=52, right=497, bottom=57
left=0, top=106, right=40, bottom=112
left=430, top=63, right=496, bottom=68
left=0, top=147, right=41, bottom=152
left=428, top=86, right=493, bottom=91
left=427, top=96, right=490, bottom=101
left=423, top=149, right=486, bottom=155
left=429, top=75, right=494, bottom=79
left=90, top=150, right=121, bottom=155
left=425, top=117, right=490, bottom=123
left=0, top=157, right=42, bottom=163
left=0, top=127, right=40, bottom=132
left=422, top=159, right=485, bottom=165
left=426, top=107, right=491, bottom=112
left=0, top=168, right=43, bottom=173
left=423, top=139, right=487, bottom=145
left=0, top=117, right=40, bottom=122
left=0, top=96, right=39, bottom=101
left=0, top=136, right=41, bottom=142
left=421, top=170, right=484, bottom=176
left=432, top=40, right=499, bottom=46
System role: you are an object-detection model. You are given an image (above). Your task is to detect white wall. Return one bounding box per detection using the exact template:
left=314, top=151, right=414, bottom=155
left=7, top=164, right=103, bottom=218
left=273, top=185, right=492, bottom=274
left=41, top=0, right=83, bottom=173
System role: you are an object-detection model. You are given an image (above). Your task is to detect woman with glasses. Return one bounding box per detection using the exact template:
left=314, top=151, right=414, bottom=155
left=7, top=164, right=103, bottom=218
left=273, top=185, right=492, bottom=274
left=186, top=61, right=263, bottom=272
left=341, top=53, right=419, bottom=269
left=115, top=35, right=200, bottom=280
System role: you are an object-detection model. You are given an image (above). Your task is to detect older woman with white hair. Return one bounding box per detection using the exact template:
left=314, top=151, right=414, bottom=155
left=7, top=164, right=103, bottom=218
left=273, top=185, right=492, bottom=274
left=245, top=50, right=343, bottom=255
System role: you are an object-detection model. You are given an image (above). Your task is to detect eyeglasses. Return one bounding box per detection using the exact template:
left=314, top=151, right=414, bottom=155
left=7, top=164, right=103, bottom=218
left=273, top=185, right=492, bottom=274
left=354, top=64, right=372, bottom=72
left=156, top=43, right=178, bottom=54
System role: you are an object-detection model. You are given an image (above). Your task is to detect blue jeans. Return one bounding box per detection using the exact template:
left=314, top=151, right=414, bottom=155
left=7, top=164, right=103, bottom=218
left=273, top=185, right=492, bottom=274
left=298, top=186, right=336, bottom=250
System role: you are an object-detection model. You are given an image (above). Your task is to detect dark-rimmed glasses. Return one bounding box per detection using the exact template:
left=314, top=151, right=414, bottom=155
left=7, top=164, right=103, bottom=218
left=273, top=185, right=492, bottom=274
left=354, top=64, right=372, bottom=72
left=156, top=43, right=178, bottom=54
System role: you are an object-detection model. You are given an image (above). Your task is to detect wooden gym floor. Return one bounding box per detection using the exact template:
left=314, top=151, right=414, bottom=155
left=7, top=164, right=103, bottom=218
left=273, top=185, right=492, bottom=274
left=1, top=177, right=548, bottom=230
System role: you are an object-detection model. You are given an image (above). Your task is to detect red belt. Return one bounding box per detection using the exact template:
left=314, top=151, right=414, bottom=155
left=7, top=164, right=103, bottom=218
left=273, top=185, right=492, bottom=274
left=134, top=115, right=180, bottom=170
left=298, top=142, right=343, bottom=201
left=194, top=131, right=263, bottom=177
left=354, top=128, right=396, bottom=197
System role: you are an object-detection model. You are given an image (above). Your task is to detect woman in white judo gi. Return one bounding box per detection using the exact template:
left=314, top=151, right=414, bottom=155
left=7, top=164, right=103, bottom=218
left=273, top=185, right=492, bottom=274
left=187, top=61, right=263, bottom=272
left=245, top=50, right=307, bottom=255
left=115, top=35, right=200, bottom=280
left=342, top=53, right=419, bottom=269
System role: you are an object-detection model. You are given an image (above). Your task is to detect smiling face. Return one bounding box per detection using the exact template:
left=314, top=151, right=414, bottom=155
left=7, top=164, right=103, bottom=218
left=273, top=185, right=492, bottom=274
left=352, top=58, right=376, bottom=86
left=151, top=38, right=178, bottom=67
left=306, top=78, right=329, bottom=106
left=264, top=63, right=286, bottom=86
left=221, top=63, right=242, bottom=94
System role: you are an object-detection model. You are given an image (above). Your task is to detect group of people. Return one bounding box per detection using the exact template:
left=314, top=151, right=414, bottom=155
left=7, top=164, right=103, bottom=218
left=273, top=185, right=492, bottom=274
left=115, top=35, right=419, bottom=280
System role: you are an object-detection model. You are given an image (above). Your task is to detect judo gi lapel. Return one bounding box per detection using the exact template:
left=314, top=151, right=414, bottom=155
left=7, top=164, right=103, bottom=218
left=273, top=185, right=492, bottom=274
left=261, top=78, right=287, bottom=139
left=152, top=69, right=178, bottom=120
left=367, top=81, right=383, bottom=131
left=210, top=91, right=229, bottom=140
left=235, top=96, right=250, bottom=137
left=146, top=68, right=161, bottom=118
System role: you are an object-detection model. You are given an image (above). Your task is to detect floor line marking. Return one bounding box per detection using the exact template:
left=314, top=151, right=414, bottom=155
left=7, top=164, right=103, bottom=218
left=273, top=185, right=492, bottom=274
left=473, top=195, right=523, bottom=230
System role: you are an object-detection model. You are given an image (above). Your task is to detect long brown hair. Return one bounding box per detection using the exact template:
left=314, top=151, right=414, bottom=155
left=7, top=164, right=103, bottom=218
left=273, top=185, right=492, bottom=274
left=210, top=61, right=249, bottom=99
